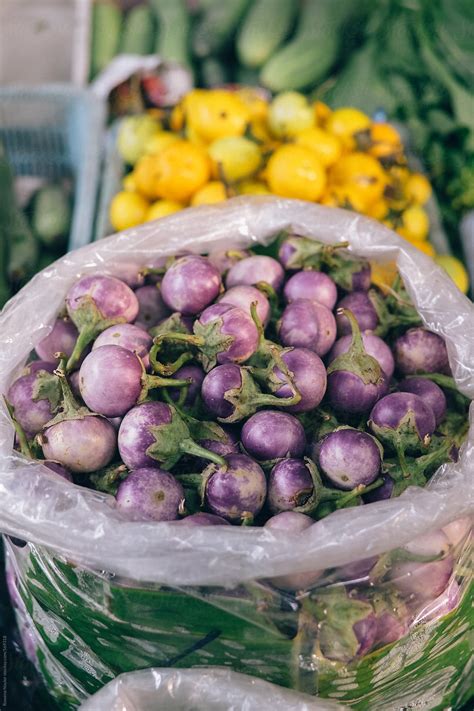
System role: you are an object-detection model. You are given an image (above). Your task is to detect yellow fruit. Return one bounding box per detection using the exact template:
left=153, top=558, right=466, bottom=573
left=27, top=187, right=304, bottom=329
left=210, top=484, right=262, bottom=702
left=122, top=173, right=138, bottom=192
left=329, top=153, right=387, bottom=211
left=135, top=141, right=211, bottom=202
left=183, top=89, right=250, bottom=143
left=405, top=173, right=432, bottom=205
left=326, top=108, right=371, bottom=149
left=294, top=128, right=342, bottom=167
left=209, top=136, right=261, bottom=183
left=109, top=191, right=149, bottom=231
left=117, top=115, right=161, bottom=165
left=145, top=131, right=179, bottom=155
left=319, top=190, right=338, bottom=207
left=238, top=180, right=271, bottom=195
left=145, top=200, right=183, bottom=222
left=397, top=205, right=430, bottom=241
left=370, top=260, right=398, bottom=289
left=268, top=91, right=314, bottom=138
left=404, top=238, right=436, bottom=257
left=365, top=198, right=389, bottom=220
left=314, top=100, right=332, bottom=125
left=368, top=123, right=402, bottom=159
left=170, top=103, right=185, bottom=132
left=236, top=87, right=268, bottom=122
left=265, top=144, right=326, bottom=201
left=191, top=181, right=227, bottom=206
left=435, top=255, right=469, bottom=293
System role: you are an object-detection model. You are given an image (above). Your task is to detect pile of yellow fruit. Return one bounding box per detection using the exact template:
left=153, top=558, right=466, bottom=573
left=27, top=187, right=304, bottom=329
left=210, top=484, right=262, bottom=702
left=110, top=88, right=468, bottom=292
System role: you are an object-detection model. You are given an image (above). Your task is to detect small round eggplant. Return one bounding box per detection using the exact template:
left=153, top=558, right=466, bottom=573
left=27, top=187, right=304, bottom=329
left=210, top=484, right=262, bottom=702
left=7, top=369, right=60, bottom=437
left=398, top=377, right=447, bottom=426
left=226, top=255, right=285, bottom=291
left=241, top=411, right=306, bottom=461
left=116, top=467, right=184, bottom=522
left=35, top=318, right=78, bottom=363
left=394, top=328, right=450, bottom=375
left=208, top=248, right=250, bottom=274
left=313, top=428, right=382, bottom=491
left=160, top=255, right=222, bottom=315
left=178, top=512, right=231, bottom=526
left=93, top=323, right=153, bottom=370
left=328, top=332, right=395, bottom=380
left=134, top=284, right=170, bottom=328
left=219, top=285, right=271, bottom=326
left=283, top=270, right=337, bottom=310
left=369, top=392, right=436, bottom=455
left=204, top=454, right=267, bottom=523
left=335, top=292, right=378, bottom=336
left=273, top=347, right=327, bottom=413
left=267, top=458, right=314, bottom=513
left=279, top=298, right=336, bottom=357
left=41, top=416, right=117, bottom=473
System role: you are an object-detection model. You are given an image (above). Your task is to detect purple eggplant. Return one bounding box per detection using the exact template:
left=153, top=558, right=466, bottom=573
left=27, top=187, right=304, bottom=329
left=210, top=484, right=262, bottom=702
left=277, top=235, right=346, bottom=272
left=44, top=460, right=73, bottom=482
left=278, top=299, right=336, bottom=357
left=394, top=328, right=450, bottom=375
left=328, top=331, right=395, bottom=380
left=169, top=363, right=205, bottom=406
left=336, top=292, right=378, bottom=336
left=194, top=303, right=259, bottom=369
left=65, top=275, right=139, bottom=371
left=178, top=512, right=231, bottom=526
left=160, top=255, right=222, bottom=315
left=203, top=453, right=267, bottom=523
left=117, top=401, right=226, bottom=470
left=267, top=458, right=314, bottom=513
left=334, top=556, right=378, bottom=583
left=219, top=285, right=271, bottom=326
left=362, top=473, right=394, bottom=503
left=283, top=270, right=337, bottom=310
left=241, top=410, right=306, bottom=461
left=113, top=264, right=146, bottom=289
left=272, top=347, right=327, bottom=413
left=116, top=467, right=184, bottom=521
left=134, top=285, right=170, bottom=328
left=264, top=512, right=321, bottom=591
left=7, top=368, right=61, bottom=438
left=78, top=345, right=189, bottom=417
left=208, top=248, right=250, bottom=274
left=197, top=424, right=239, bottom=459
left=313, top=427, right=382, bottom=491
left=35, top=318, right=78, bottom=363
left=389, top=529, right=453, bottom=604
left=326, top=309, right=388, bottom=414
left=93, top=323, right=153, bottom=370
left=373, top=611, right=408, bottom=648
left=22, top=361, right=56, bottom=375
left=226, top=255, right=285, bottom=291
left=398, top=377, right=447, bottom=426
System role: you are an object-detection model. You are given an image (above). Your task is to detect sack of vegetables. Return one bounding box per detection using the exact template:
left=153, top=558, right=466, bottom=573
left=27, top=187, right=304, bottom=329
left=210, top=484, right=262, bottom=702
left=0, top=197, right=472, bottom=710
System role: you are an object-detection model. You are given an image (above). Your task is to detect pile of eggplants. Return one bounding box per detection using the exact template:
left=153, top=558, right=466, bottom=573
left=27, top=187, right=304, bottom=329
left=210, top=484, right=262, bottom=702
left=5, top=233, right=470, bottom=665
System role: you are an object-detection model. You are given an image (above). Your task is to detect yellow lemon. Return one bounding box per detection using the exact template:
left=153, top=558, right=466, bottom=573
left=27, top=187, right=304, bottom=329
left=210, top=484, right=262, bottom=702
left=109, top=191, right=149, bottom=231
left=145, top=200, right=183, bottom=222
left=191, top=181, right=227, bottom=206
left=294, top=127, right=342, bottom=167
left=435, top=254, right=469, bottom=293
left=265, top=144, right=326, bottom=201
left=209, top=136, right=261, bottom=183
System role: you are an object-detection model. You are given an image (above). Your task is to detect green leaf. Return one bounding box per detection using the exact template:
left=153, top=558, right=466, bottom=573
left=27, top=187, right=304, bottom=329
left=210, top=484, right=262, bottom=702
left=31, top=371, right=62, bottom=411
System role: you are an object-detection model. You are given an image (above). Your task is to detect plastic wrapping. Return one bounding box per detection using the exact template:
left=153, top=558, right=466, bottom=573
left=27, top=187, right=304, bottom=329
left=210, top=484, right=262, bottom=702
left=0, top=197, right=473, bottom=709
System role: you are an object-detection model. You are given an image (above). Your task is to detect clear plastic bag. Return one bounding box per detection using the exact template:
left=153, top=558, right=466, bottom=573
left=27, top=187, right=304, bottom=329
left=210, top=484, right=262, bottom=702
left=0, top=197, right=473, bottom=710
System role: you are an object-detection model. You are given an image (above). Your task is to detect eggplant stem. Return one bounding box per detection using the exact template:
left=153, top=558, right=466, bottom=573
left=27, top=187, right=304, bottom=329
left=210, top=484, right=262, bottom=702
left=180, top=438, right=226, bottom=468
left=149, top=333, right=196, bottom=376
left=3, top=396, right=32, bottom=458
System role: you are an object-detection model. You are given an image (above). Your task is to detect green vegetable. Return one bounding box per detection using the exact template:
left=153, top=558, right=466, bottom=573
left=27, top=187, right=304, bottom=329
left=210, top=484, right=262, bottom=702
left=90, top=0, right=122, bottom=80
left=236, top=0, right=297, bottom=69
left=192, top=0, right=250, bottom=58
left=119, top=5, right=155, bottom=56
left=31, top=185, right=71, bottom=248
left=199, top=57, right=229, bottom=88
left=150, top=0, right=191, bottom=68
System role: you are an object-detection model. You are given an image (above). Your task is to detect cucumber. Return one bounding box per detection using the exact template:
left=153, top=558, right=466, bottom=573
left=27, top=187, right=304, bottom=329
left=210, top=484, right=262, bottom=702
left=259, top=0, right=352, bottom=92
left=119, top=5, right=155, bottom=55
left=31, top=185, right=71, bottom=248
left=90, top=0, right=122, bottom=79
left=200, top=58, right=229, bottom=88
left=236, top=0, right=297, bottom=69
left=192, top=0, right=250, bottom=58
left=149, top=0, right=191, bottom=68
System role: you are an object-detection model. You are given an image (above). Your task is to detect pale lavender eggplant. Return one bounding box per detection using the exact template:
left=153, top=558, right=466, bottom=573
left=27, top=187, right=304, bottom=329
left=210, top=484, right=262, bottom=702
left=204, top=453, right=267, bottom=522
left=335, top=292, right=378, bottom=336
left=7, top=372, right=57, bottom=437
left=169, top=363, right=205, bottom=405
left=198, top=425, right=239, bottom=458
left=161, top=255, right=222, bottom=315
left=179, top=512, right=231, bottom=526
left=208, top=248, right=250, bottom=274
left=394, top=328, right=450, bottom=375
left=66, top=275, right=139, bottom=324
left=201, top=364, right=242, bottom=419
left=351, top=263, right=371, bottom=292
left=79, top=346, right=143, bottom=417
left=116, top=467, right=184, bottom=522
left=69, top=370, right=81, bottom=400
left=108, top=416, right=123, bottom=431
left=314, top=428, right=382, bottom=490
left=44, top=460, right=73, bottom=482
left=112, top=264, right=146, bottom=289
left=197, top=303, right=259, bottom=364
left=23, top=361, right=56, bottom=375
left=264, top=512, right=321, bottom=591
left=35, top=319, right=78, bottom=363
left=41, top=416, right=117, bottom=473
left=241, top=411, right=306, bottom=461
left=134, top=285, right=169, bottom=328
left=373, top=611, right=407, bottom=648
left=226, top=255, right=285, bottom=291
left=390, top=529, right=454, bottom=603
left=267, top=458, right=313, bottom=513
left=283, top=270, right=337, bottom=310
left=118, top=401, right=172, bottom=470
left=363, top=474, right=394, bottom=503
left=93, top=324, right=153, bottom=370
left=219, top=285, right=270, bottom=325
left=277, top=239, right=298, bottom=270
left=279, top=299, right=336, bottom=356
left=274, top=347, right=327, bottom=413
left=398, top=377, right=447, bottom=426
left=327, top=369, right=388, bottom=414
left=369, top=392, right=436, bottom=451
left=328, top=332, right=395, bottom=379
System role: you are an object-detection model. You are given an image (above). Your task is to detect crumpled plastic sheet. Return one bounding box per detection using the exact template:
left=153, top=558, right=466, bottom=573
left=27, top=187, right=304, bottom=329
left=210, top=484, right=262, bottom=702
left=0, top=196, right=473, bottom=587
left=78, top=668, right=345, bottom=711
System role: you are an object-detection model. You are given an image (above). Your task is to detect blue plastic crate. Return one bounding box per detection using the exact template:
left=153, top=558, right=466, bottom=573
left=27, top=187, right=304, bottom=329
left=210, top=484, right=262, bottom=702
left=0, top=84, right=105, bottom=251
